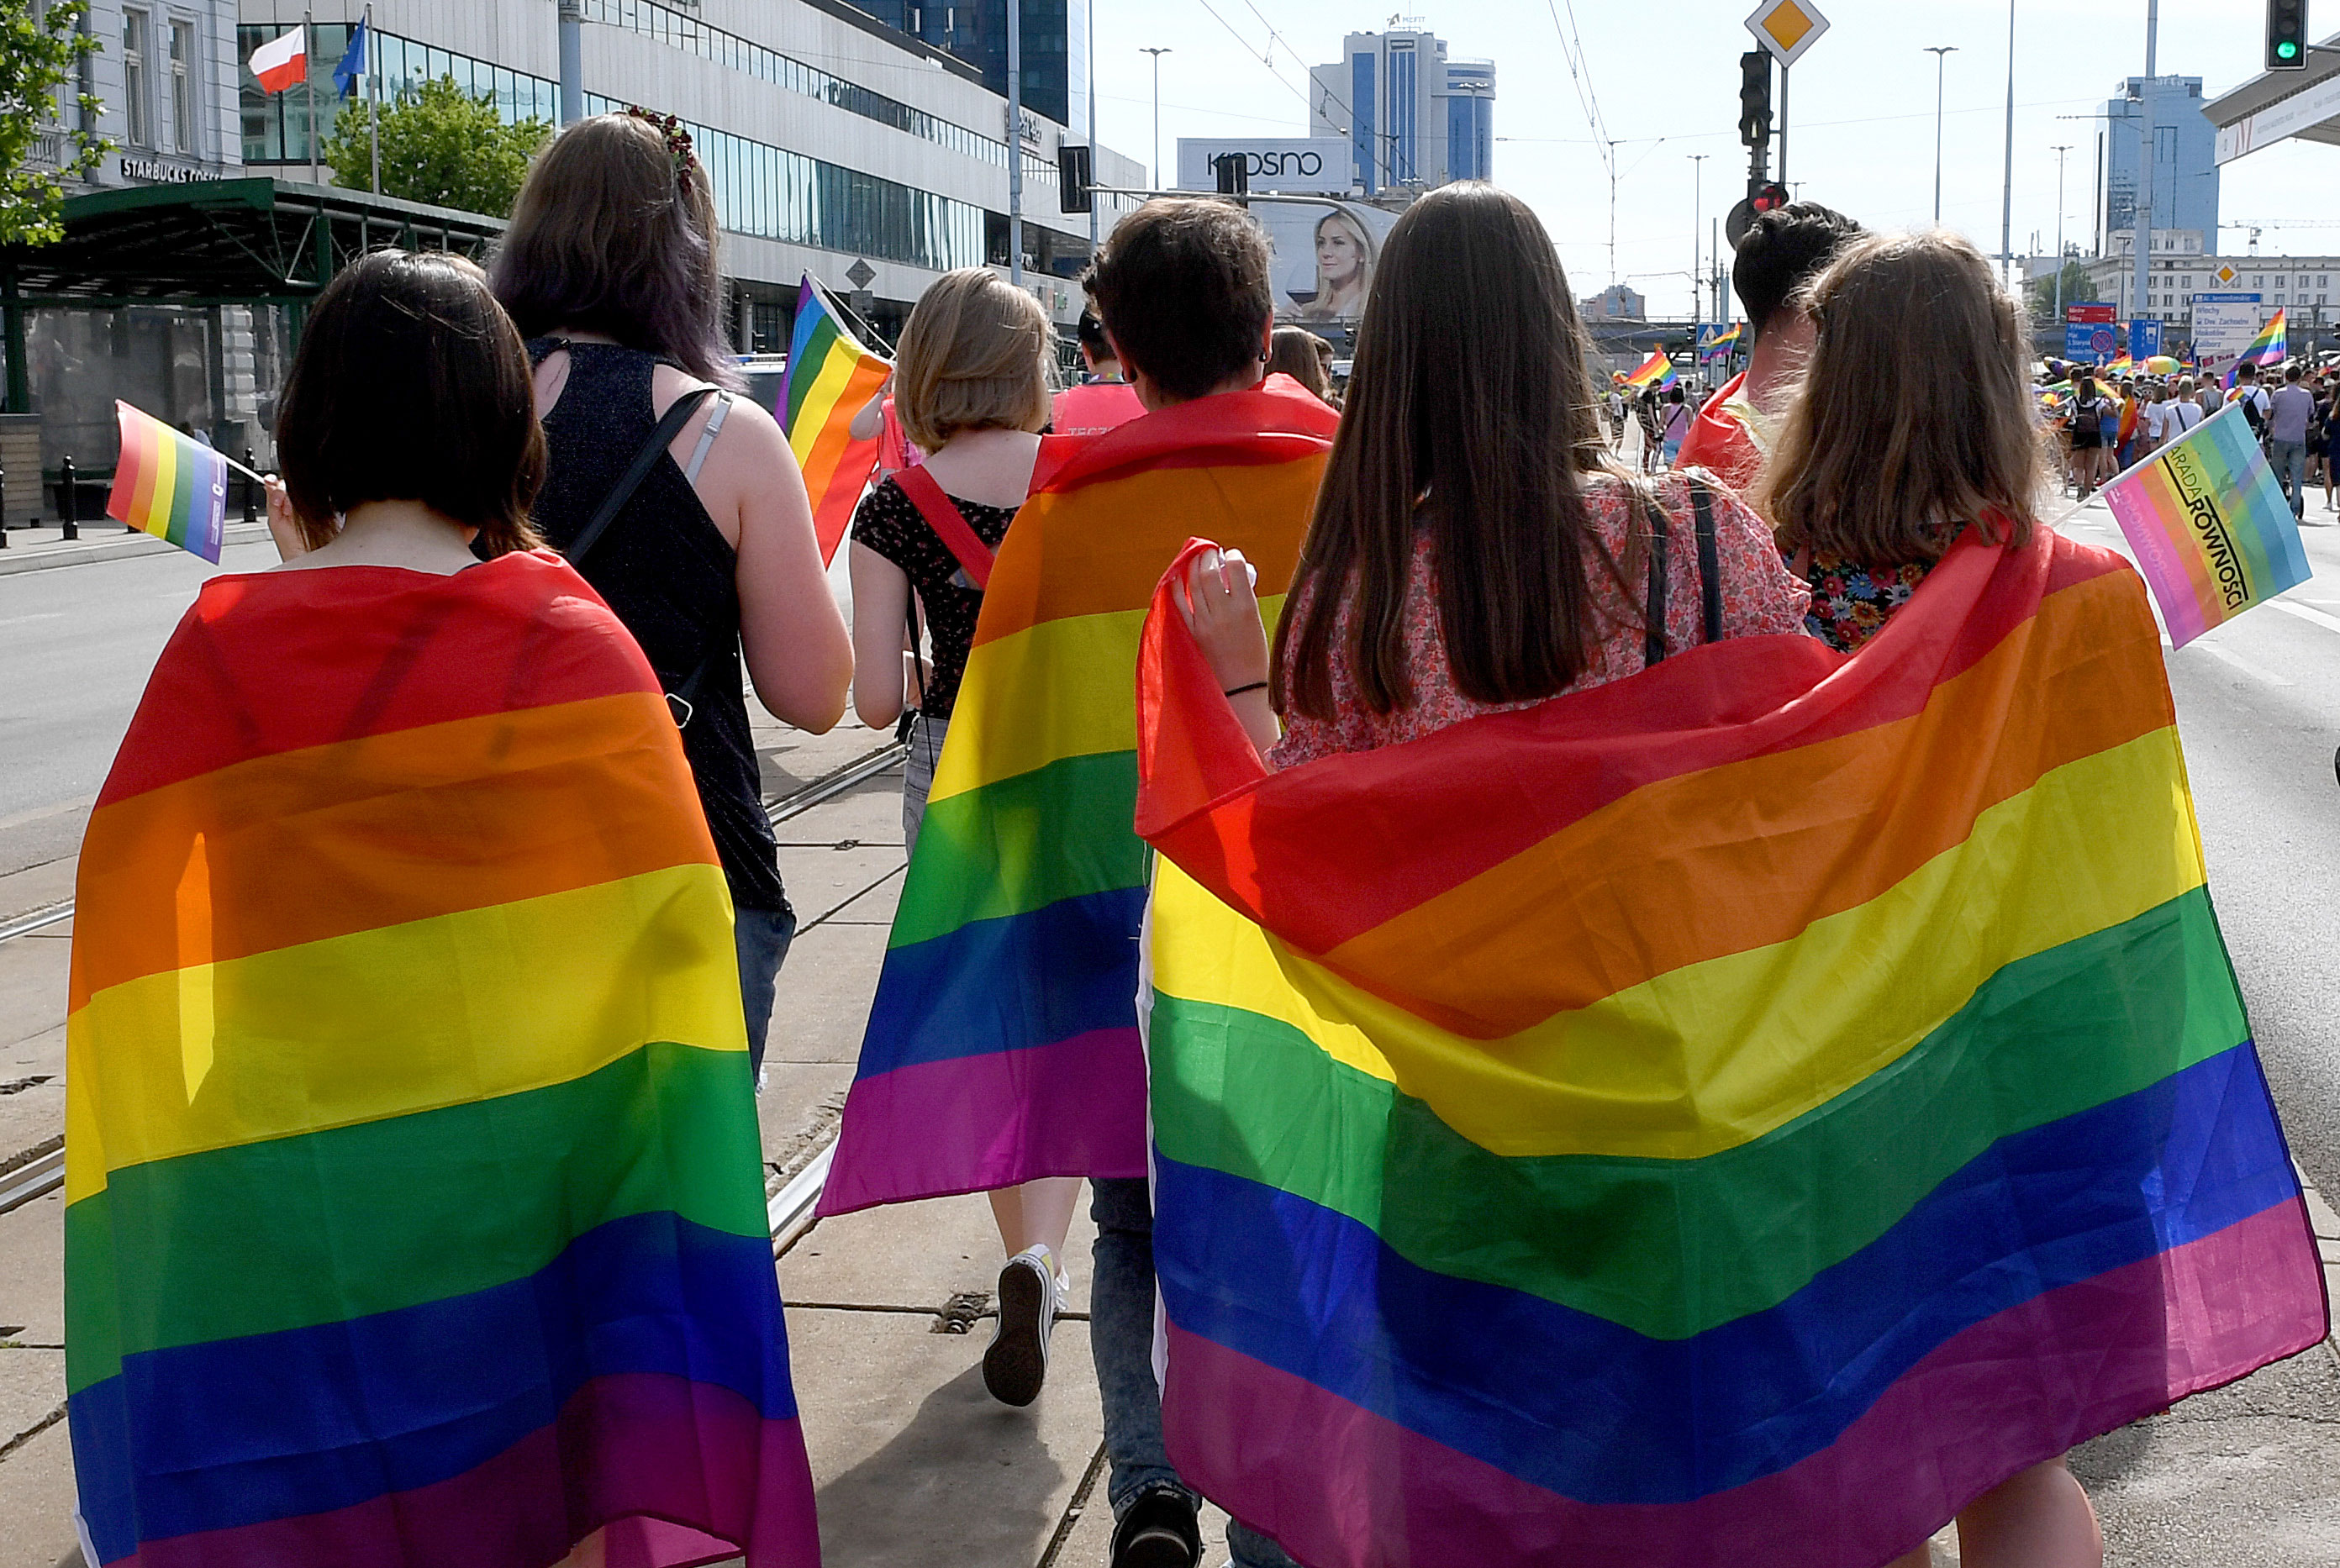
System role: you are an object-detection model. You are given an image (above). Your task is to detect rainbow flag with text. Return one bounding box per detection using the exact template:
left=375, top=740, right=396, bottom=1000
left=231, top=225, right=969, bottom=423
left=1132, top=529, right=2326, bottom=1568
left=819, top=379, right=1336, bottom=1215
left=104, top=402, right=226, bottom=563
left=2103, top=401, right=2310, bottom=646
left=67, top=555, right=819, bottom=1568
left=779, top=275, right=890, bottom=563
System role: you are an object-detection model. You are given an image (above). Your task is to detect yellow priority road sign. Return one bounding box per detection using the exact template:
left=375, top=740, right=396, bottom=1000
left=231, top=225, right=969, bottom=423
left=1746, top=0, right=1831, bottom=68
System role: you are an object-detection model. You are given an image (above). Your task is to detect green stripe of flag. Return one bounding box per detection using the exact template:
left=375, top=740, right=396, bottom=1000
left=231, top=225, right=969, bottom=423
left=64, top=1040, right=765, bottom=1393
left=1151, top=887, right=2244, bottom=1342
left=783, top=314, right=845, bottom=431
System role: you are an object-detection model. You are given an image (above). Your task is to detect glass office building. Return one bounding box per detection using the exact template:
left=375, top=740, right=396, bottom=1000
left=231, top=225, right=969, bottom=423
left=1309, top=28, right=1494, bottom=194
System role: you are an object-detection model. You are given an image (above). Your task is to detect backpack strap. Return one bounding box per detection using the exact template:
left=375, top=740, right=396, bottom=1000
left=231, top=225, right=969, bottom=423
left=1643, top=493, right=1671, bottom=670
left=1688, top=478, right=1724, bottom=645
left=891, top=464, right=998, bottom=590
left=561, top=387, right=718, bottom=569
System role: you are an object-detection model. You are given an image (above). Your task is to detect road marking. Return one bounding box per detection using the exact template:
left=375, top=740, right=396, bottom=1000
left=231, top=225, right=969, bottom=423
left=2190, top=640, right=2295, bottom=687
left=2269, top=599, right=2340, bottom=636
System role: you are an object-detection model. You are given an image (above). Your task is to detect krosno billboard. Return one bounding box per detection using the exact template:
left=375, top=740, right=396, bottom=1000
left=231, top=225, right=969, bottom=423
left=1174, top=138, right=1354, bottom=196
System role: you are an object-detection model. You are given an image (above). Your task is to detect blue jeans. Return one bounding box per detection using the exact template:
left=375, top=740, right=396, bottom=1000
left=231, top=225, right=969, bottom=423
left=734, top=902, right=797, bottom=1078
left=2272, top=438, right=2309, bottom=518
left=1090, top=1176, right=1302, bottom=1568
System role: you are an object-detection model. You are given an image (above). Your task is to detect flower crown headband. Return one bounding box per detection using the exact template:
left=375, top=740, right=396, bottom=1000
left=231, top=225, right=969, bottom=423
left=623, top=105, right=698, bottom=182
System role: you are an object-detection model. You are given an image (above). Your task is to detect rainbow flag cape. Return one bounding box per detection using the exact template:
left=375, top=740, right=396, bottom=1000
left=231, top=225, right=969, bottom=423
left=779, top=274, right=891, bottom=563
left=2102, top=401, right=2311, bottom=647
left=2226, top=309, right=2287, bottom=387
left=104, top=401, right=227, bottom=563
left=1623, top=348, right=1676, bottom=389
left=818, top=377, right=1338, bottom=1215
left=2105, top=350, right=2135, bottom=376
left=1131, top=530, right=2326, bottom=1568
left=67, top=555, right=819, bottom=1568
left=1699, top=322, right=1742, bottom=360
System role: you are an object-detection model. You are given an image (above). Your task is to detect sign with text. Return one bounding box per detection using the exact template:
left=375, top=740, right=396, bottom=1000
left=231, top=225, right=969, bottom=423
left=2066, top=322, right=2123, bottom=361
left=2192, top=293, right=2265, bottom=374
left=2129, top=318, right=2163, bottom=356
left=2065, top=302, right=2119, bottom=324
left=1175, top=138, right=1353, bottom=195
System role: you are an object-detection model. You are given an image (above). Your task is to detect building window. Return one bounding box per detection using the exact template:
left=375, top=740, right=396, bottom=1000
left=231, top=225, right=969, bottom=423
left=124, top=9, right=151, bottom=148
left=170, top=18, right=196, bottom=155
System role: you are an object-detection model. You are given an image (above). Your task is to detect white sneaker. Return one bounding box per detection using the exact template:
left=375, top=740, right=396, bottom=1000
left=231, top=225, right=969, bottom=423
left=983, top=1244, right=1060, bottom=1407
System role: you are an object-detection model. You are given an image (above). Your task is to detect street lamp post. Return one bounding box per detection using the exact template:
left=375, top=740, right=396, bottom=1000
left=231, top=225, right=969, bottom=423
left=1009, top=0, right=1023, bottom=288
left=1999, top=0, right=2016, bottom=289
left=2050, top=143, right=2072, bottom=327
left=1688, top=154, right=1709, bottom=337
left=1141, top=47, right=1172, bottom=191
left=1925, top=46, right=1957, bottom=224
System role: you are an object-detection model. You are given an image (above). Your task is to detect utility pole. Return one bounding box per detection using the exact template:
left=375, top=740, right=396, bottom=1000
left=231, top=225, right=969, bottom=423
left=1086, top=0, right=1099, bottom=252
left=1926, top=46, right=1957, bottom=224
left=1009, top=0, right=1023, bottom=287
left=1141, top=48, right=1171, bottom=190
left=303, top=9, right=318, bottom=185
left=1779, top=66, right=1790, bottom=182
left=1689, top=154, right=1708, bottom=335
left=1607, top=139, right=1623, bottom=290
left=2051, top=143, right=2072, bottom=326
left=2133, top=1, right=2158, bottom=349
left=1999, top=0, right=2016, bottom=288
left=558, top=0, right=583, bottom=125
left=365, top=2, right=380, bottom=194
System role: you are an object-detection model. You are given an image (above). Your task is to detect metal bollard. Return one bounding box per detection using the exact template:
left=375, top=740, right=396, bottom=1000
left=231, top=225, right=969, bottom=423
left=59, top=455, right=76, bottom=541
left=243, top=448, right=259, bottom=524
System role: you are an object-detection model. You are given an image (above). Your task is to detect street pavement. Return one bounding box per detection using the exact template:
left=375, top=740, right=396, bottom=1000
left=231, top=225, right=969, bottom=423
left=1, top=481, right=2338, bottom=1566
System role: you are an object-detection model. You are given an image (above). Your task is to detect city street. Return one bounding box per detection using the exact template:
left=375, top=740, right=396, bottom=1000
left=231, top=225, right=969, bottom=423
left=2, top=477, right=2338, bottom=1566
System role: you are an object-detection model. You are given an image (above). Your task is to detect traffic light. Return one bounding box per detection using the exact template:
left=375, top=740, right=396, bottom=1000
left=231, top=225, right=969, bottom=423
left=2267, top=0, right=2308, bottom=70
left=1213, top=151, right=1250, bottom=197
left=1057, top=143, right=1093, bottom=213
left=1739, top=51, right=1773, bottom=150
left=1750, top=181, right=1790, bottom=214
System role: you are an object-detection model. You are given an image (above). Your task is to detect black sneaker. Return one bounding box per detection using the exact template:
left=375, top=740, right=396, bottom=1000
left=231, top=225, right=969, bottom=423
left=982, top=1246, right=1057, bottom=1406
left=1111, top=1483, right=1201, bottom=1568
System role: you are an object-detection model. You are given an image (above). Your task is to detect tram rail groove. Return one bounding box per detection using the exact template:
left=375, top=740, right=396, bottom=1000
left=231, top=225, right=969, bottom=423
left=0, top=741, right=900, bottom=1223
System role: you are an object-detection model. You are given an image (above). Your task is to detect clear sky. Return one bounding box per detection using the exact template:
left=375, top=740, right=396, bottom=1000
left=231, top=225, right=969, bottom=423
left=1083, top=0, right=2337, bottom=318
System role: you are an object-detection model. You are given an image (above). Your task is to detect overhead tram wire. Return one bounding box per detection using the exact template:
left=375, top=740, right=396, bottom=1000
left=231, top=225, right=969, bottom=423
left=1188, top=0, right=1377, bottom=187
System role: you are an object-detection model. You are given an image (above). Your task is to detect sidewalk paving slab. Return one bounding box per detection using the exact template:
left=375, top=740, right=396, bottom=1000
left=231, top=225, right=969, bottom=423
left=763, top=922, right=891, bottom=1066
left=0, top=1424, right=77, bottom=1568
left=785, top=1190, right=1100, bottom=1322
left=0, top=1193, right=64, bottom=1344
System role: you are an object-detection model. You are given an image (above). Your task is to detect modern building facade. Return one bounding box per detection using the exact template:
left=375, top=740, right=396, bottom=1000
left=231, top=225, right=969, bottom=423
left=851, top=0, right=1087, bottom=137
left=2098, top=76, right=2219, bottom=254
left=1307, top=26, right=1494, bottom=195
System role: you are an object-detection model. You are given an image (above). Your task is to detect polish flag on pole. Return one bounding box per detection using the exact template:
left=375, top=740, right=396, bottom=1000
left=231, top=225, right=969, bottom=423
left=250, top=27, right=308, bottom=93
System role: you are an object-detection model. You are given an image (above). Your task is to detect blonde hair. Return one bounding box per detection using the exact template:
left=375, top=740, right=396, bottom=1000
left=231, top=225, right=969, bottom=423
left=1762, top=229, right=2044, bottom=564
left=893, top=269, right=1056, bottom=450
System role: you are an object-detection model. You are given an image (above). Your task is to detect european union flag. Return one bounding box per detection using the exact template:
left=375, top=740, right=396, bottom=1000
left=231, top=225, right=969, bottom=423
left=332, top=20, right=369, bottom=99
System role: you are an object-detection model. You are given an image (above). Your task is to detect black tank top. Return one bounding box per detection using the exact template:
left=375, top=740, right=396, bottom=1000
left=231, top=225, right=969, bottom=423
left=526, top=339, right=787, bottom=914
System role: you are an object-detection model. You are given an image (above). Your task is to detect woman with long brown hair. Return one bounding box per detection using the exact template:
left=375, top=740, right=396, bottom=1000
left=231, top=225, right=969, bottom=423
left=1178, top=180, right=1805, bottom=765
left=491, top=111, right=852, bottom=1080
left=1762, top=229, right=2049, bottom=655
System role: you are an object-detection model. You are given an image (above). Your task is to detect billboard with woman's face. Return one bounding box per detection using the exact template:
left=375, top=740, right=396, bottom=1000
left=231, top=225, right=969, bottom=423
left=1258, top=203, right=1400, bottom=324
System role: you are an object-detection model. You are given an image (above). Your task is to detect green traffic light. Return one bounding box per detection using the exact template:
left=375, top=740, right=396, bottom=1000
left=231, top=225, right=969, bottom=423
left=2279, top=41, right=2300, bottom=59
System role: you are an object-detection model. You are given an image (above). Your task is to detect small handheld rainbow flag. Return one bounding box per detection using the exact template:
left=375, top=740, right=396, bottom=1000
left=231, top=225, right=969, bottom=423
left=2105, top=350, right=2134, bottom=376
left=2100, top=402, right=2310, bottom=647
left=105, top=402, right=229, bottom=563
left=778, top=275, right=892, bottom=563
left=1700, top=322, right=1742, bottom=360
left=1623, top=348, right=1677, bottom=390
left=2225, top=310, right=2286, bottom=387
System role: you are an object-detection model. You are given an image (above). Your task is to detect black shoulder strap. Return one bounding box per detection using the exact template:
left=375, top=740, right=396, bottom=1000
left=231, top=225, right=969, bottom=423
left=561, top=387, right=718, bottom=569
left=1643, top=493, right=1670, bottom=670
left=1688, top=479, right=1724, bottom=645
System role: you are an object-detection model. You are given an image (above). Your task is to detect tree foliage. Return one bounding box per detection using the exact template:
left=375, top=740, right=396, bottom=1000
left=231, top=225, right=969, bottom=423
left=0, top=0, right=108, bottom=246
left=2023, top=260, right=2100, bottom=322
left=320, top=75, right=549, bottom=218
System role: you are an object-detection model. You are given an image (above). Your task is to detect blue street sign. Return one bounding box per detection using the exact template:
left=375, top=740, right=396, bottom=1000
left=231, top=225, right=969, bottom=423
left=2127, top=319, right=2163, bottom=356
left=2065, top=323, right=2121, bottom=361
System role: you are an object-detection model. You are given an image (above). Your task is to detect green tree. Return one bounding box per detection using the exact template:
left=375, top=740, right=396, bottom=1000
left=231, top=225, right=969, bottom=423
left=320, top=75, right=549, bottom=218
left=0, top=0, right=108, bottom=246
left=2023, top=260, right=2100, bottom=323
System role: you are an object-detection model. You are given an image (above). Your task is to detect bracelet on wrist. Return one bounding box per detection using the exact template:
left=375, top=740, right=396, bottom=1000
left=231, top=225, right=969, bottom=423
left=1223, top=681, right=1268, bottom=697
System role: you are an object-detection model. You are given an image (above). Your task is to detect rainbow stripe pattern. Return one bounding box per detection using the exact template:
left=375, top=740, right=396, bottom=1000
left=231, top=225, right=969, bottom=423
left=1623, top=348, right=1677, bottom=390
left=1131, top=529, right=2327, bottom=1568
left=818, top=380, right=1338, bottom=1215
left=103, top=402, right=227, bottom=563
left=67, top=554, right=819, bottom=1568
left=2103, top=402, right=2310, bottom=646
left=2228, top=308, right=2288, bottom=385
left=1699, top=322, right=1742, bottom=360
left=779, top=275, right=891, bottom=563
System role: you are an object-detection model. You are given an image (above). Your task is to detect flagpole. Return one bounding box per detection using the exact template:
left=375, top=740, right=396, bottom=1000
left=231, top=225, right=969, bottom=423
left=305, top=9, right=319, bottom=186
left=365, top=4, right=380, bottom=193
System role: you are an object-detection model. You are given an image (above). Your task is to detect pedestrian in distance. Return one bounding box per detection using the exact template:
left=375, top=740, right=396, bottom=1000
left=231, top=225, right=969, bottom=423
left=1636, top=383, right=1663, bottom=475
left=76, top=248, right=822, bottom=1568
left=2167, top=376, right=2207, bottom=439
left=1679, top=200, right=1865, bottom=494
left=2232, top=361, right=2271, bottom=441
left=1268, top=324, right=1337, bottom=403
left=2064, top=373, right=2109, bottom=501
left=490, top=110, right=854, bottom=1078
left=2267, top=362, right=2320, bottom=524
left=1053, top=308, right=1148, bottom=436
left=1658, top=382, right=1692, bottom=470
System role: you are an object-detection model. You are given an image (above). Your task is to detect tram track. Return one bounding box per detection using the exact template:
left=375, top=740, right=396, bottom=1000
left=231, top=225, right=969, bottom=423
left=0, top=739, right=905, bottom=1223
